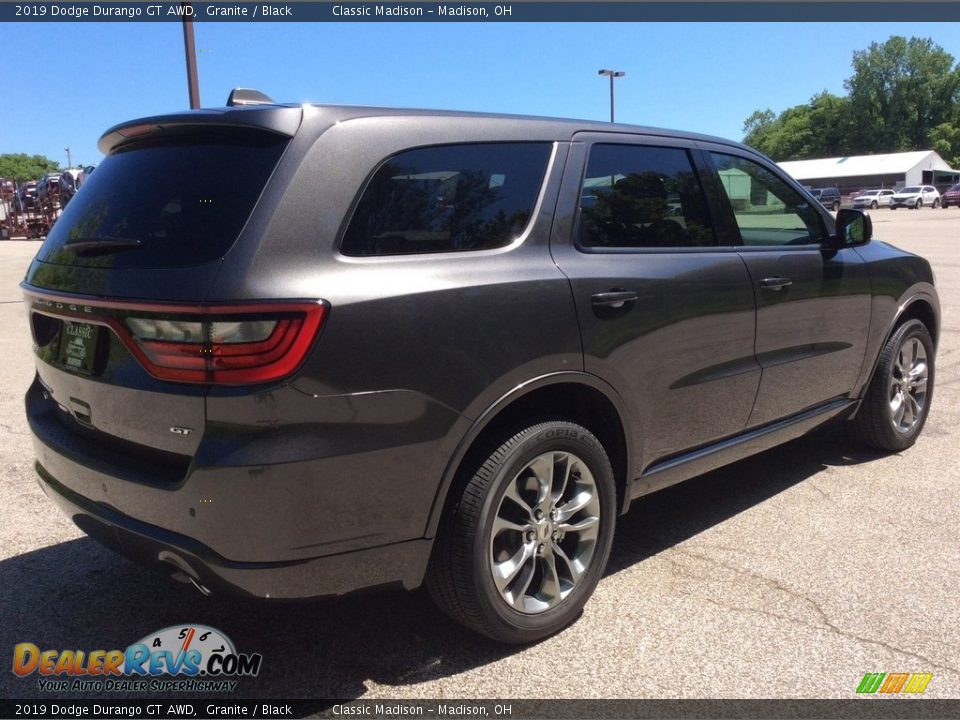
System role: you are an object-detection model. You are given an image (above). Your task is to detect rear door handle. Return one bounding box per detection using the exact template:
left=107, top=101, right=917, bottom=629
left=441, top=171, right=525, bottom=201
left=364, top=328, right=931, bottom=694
left=591, top=291, right=638, bottom=308
left=759, top=277, right=792, bottom=291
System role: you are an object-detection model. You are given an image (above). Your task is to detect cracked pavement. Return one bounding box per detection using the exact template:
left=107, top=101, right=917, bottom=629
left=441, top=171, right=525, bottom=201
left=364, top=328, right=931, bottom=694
left=1, top=210, right=958, bottom=700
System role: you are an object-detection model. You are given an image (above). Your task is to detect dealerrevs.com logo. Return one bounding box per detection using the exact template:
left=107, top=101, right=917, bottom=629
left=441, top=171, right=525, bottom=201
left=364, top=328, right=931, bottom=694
left=12, top=625, right=262, bottom=692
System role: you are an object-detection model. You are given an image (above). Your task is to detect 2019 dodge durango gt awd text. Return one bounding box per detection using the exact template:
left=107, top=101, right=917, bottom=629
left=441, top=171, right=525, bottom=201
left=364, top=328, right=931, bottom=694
left=23, top=91, right=939, bottom=643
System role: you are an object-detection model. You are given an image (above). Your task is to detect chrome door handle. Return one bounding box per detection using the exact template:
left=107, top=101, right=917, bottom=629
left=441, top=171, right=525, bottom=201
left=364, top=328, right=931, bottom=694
left=591, top=291, right=638, bottom=308
left=759, top=277, right=792, bottom=291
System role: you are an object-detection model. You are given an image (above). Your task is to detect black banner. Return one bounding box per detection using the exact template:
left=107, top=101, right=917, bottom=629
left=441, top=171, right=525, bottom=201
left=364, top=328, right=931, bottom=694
left=4, top=2, right=960, bottom=22
left=3, top=699, right=960, bottom=720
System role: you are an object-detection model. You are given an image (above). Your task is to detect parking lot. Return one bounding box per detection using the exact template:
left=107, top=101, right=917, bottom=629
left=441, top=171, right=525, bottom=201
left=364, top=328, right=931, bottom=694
left=1, top=209, right=958, bottom=701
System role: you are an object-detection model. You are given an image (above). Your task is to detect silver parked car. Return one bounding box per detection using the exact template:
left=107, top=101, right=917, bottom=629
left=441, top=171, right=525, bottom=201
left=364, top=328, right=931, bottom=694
left=890, top=185, right=941, bottom=209
left=853, top=189, right=896, bottom=210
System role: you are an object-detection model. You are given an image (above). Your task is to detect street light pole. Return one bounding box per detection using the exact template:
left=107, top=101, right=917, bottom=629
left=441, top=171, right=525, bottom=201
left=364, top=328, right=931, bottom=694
left=598, top=69, right=625, bottom=123
left=65, top=147, right=72, bottom=168
left=182, top=2, right=201, bottom=109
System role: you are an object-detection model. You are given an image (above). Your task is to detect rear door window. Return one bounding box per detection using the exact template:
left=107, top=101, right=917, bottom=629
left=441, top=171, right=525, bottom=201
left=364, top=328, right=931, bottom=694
left=341, top=143, right=551, bottom=256
left=577, top=144, right=717, bottom=249
left=37, top=129, right=287, bottom=269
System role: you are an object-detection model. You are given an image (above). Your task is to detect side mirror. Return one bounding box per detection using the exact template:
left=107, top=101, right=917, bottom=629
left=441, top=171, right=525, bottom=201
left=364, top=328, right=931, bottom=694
left=833, top=208, right=872, bottom=248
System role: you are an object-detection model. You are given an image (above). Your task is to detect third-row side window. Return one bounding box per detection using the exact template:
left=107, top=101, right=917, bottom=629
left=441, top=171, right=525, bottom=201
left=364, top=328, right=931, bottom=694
left=342, top=143, right=552, bottom=256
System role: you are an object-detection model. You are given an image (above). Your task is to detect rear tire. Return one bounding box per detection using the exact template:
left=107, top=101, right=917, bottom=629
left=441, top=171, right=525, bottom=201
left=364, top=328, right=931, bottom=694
left=850, top=319, right=934, bottom=452
left=932, top=198, right=940, bottom=208
left=426, top=421, right=616, bottom=643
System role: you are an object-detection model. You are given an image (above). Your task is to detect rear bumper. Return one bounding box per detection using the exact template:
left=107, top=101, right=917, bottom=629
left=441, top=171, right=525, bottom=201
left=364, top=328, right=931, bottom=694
left=24, top=374, right=450, bottom=599
left=34, top=461, right=432, bottom=599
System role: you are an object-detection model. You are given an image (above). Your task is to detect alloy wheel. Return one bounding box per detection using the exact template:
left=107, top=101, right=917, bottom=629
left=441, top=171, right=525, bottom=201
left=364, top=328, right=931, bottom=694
left=889, top=337, right=929, bottom=434
left=489, top=451, right=601, bottom=614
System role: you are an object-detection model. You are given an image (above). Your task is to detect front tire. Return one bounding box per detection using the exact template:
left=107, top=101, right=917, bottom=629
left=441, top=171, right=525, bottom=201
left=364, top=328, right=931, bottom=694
left=427, top=421, right=616, bottom=643
left=871, top=201, right=878, bottom=209
left=850, top=319, right=934, bottom=452
left=915, top=199, right=923, bottom=209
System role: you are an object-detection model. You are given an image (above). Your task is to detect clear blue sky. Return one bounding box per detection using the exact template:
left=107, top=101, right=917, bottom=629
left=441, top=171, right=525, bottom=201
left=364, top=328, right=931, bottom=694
left=3, top=21, right=960, bottom=168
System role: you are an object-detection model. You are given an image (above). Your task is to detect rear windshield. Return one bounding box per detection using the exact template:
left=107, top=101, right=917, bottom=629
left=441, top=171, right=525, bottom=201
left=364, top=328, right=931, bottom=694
left=36, top=129, right=287, bottom=269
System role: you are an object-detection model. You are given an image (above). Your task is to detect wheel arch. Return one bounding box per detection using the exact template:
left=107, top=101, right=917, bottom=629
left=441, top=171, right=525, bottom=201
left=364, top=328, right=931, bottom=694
left=895, top=295, right=939, bottom=349
left=857, top=290, right=939, bottom=406
left=424, top=372, right=635, bottom=539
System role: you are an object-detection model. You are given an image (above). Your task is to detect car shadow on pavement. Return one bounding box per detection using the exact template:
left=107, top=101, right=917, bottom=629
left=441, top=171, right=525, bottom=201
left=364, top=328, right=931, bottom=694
left=607, top=425, right=887, bottom=574
left=0, top=426, right=886, bottom=702
left=0, top=533, right=510, bottom=701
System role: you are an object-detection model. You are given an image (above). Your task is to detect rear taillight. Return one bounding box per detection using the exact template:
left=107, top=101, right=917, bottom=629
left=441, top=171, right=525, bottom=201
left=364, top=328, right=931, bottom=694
left=119, top=303, right=327, bottom=385
left=25, top=291, right=326, bottom=386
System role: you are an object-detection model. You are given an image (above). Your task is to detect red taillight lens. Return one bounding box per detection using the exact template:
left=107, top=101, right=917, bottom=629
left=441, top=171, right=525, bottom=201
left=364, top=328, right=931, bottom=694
left=119, top=303, right=326, bottom=385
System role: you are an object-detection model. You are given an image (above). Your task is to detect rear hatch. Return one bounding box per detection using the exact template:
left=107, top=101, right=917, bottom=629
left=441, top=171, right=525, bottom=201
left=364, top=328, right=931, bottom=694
left=23, top=107, right=304, bottom=484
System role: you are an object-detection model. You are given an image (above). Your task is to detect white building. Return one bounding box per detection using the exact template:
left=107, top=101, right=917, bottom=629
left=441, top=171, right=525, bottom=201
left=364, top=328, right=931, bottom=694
left=779, top=150, right=959, bottom=193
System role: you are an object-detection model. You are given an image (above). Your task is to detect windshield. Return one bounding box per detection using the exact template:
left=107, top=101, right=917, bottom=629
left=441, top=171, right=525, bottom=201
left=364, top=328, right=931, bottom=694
left=37, top=129, right=287, bottom=269
left=900, top=186, right=921, bottom=193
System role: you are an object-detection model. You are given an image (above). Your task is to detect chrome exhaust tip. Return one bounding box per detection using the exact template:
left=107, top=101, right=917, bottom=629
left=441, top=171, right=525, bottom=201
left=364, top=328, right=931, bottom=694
left=158, top=550, right=212, bottom=596
left=187, top=575, right=212, bottom=596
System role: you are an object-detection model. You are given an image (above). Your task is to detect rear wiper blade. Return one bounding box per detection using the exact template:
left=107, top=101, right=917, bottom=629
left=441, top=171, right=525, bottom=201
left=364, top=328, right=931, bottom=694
left=62, top=237, right=143, bottom=256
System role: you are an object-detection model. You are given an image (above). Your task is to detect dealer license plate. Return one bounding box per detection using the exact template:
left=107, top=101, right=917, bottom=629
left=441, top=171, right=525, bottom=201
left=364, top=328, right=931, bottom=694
left=58, top=321, right=100, bottom=374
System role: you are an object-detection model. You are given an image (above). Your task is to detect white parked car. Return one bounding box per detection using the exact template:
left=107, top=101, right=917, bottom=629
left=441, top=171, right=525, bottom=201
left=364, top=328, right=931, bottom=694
left=890, top=185, right=941, bottom=209
left=853, top=189, right=896, bottom=209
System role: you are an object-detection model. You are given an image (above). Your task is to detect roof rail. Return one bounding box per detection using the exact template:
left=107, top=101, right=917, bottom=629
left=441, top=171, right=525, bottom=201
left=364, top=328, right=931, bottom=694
left=226, top=88, right=275, bottom=107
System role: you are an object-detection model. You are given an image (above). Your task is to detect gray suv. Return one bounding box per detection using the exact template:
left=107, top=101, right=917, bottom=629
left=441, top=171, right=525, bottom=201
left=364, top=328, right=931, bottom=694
left=22, top=92, right=939, bottom=643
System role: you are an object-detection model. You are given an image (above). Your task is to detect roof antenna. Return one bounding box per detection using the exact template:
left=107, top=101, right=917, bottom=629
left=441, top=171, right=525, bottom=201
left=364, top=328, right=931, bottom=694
left=226, top=88, right=275, bottom=107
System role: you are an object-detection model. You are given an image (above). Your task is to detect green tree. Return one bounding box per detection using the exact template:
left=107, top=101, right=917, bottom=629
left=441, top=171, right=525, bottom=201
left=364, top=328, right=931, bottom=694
left=766, top=104, right=814, bottom=159
left=806, top=92, right=854, bottom=157
left=742, top=109, right=776, bottom=148
left=0, top=153, right=60, bottom=182
left=741, top=94, right=852, bottom=161
left=742, top=35, right=960, bottom=162
left=928, top=122, right=960, bottom=168
left=742, top=106, right=807, bottom=159
left=845, top=36, right=960, bottom=153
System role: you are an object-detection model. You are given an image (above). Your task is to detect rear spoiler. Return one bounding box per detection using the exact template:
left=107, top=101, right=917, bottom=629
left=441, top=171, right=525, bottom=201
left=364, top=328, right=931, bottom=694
left=98, top=104, right=302, bottom=154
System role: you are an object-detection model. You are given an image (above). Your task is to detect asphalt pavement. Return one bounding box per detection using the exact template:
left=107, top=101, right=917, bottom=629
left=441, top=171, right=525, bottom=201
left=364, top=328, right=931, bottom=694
left=1, top=210, right=957, bottom=702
